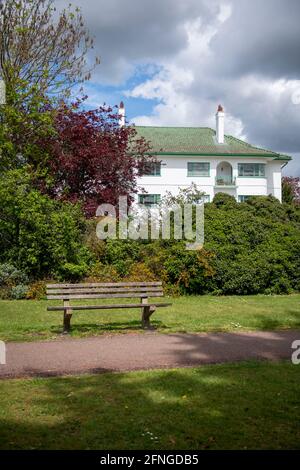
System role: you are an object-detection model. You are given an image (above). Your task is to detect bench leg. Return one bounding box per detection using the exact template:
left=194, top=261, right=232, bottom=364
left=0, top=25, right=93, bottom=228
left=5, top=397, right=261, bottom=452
left=141, top=305, right=156, bottom=329
left=63, top=301, right=72, bottom=334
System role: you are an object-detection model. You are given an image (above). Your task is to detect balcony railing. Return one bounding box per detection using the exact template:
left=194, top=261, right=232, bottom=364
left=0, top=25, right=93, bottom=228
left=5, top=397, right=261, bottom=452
left=215, top=176, right=236, bottom=187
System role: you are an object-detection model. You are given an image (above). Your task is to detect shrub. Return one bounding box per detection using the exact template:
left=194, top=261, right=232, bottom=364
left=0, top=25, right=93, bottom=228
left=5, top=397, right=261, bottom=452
left=0, top=287, right=11, bottom=300
left=91, top=195, right=300, bottom=296
left=212, top=192, right=237, bottom=208
left=57, top=262, right=89, bottom=282
left=86, top=262, right=120, bottom=283
left=11, top=284, right=29, bottom=300
left=0, top=263, right=29, bottom=287
left=162, top=244, right=215, bottom=294
left=26, top=281, right=47, bottom=300
left=124, top=263, right=157, bottom=282
left=84, top=220, right=107, bottom=259
left=103, top=239, right=142, bottom=276
left=0, top=169, right=93, bottom=280
left=204, top=197, right=300, bottom=295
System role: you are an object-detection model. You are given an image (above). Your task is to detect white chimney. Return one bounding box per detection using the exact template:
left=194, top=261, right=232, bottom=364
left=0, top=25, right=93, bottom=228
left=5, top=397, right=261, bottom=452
left=216, top=104, right=225, bottom=144
left=119, top=101, right=125, bottom=127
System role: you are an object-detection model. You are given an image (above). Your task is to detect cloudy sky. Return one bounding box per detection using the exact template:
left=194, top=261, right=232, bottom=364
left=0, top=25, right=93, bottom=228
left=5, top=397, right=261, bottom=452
left=57, top=0, right=300, bottom=175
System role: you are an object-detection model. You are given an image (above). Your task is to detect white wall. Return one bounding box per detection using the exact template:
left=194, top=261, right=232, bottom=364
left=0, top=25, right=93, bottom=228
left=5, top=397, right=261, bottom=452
left=136, top=155, right=284, bottom=202
left=266, top=160, right=283, bottom=201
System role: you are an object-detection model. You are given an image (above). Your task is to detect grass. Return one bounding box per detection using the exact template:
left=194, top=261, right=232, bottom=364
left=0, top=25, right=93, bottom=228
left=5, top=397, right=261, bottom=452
left=0, top=294, right=299, bottom=342
left=0, top=361, right=299, bottom=450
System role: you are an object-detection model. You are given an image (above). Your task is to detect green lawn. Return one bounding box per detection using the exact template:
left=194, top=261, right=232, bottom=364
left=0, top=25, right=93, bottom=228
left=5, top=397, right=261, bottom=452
left=0, top=294, right=299, bottom=342
left=0, top=361, right=299, bottom=450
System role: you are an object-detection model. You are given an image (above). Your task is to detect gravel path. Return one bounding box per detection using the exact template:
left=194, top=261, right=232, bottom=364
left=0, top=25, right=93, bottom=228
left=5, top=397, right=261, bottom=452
left=0, top=330, right=299, bottom=379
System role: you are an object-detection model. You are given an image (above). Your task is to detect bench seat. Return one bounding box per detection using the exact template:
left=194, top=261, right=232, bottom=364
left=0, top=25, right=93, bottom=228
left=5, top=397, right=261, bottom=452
left=46, top=282, right=171, bottom=333
left=47, top=302, right=171, bottom=311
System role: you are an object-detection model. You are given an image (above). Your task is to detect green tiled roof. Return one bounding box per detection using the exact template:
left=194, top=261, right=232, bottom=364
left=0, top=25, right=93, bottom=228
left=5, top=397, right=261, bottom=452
left=134, top=126, right=292, bottom=161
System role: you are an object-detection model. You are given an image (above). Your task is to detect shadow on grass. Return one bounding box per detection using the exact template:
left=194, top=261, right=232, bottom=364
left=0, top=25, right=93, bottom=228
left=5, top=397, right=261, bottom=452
left=50, top=320, right=168, bottom=336
left=0, top=361, right=300, bottom=450
left=250, top=310, right=300, bottom=331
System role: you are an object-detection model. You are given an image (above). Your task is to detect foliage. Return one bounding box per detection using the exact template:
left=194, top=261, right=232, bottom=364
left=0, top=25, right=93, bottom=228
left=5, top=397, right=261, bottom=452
left=0, top=166, right=299, bottom=295
left=212, top=192, right=237, bottom=208
left=26, top=281, right=47, bottom=300
left=10, top=284, right=28, bottom=300
left=0, top=168, right=92, bottom=279
left=86, top=193, right=300, bottom=296
left=0, top=0, right=98, bottom=172
left=56, top=262, right=89, bottom=282
left=0, top=263, right=28, bottom=287
left=0, top=287, right=11, bottom=300
left=0, top=262, right=29, bottom=299
left=41, top=102, right=154, bottom=217
left=124, top=263, right=158, bottom=282
left=0, top=0, right=98, bottom=98
left=204, top=195, right=300, bottom=295
left=0, top=76, right=56, bottom=172
left=86, top=262, right=121, bottom=283
left=282, top=177, right=300, bottom=205
left=161, top=182, right=206, bottom=206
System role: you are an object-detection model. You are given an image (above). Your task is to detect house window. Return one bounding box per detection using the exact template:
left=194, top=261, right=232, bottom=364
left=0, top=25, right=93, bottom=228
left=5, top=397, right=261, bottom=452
left=138, top=194, right=161, bottom=206
left=187, top=162, right=210, bottom=177
left=238, top=163, right=265, bottom=177
left=142, top=162, right=161, bottom=176
left=238, top=195, right=251, bottom=202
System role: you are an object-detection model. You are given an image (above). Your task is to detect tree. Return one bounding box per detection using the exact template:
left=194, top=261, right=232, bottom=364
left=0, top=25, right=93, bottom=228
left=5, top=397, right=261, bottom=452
left=0, top=0, right=99, bottom=172
left=0, top=0, right=98, bottom=98
left=0, top=167, right=92, bottom=279
left=282, top=177, right=300, bottom=205
left=161, top=183, right=206, bottom=206
left=0, top=78, right=55, bottom=171
left=41, top=101, right=153, bottom=217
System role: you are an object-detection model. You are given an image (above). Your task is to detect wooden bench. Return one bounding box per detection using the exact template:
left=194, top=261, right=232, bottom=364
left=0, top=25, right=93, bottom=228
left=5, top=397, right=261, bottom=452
left=46, top=282, right=171, bottom=333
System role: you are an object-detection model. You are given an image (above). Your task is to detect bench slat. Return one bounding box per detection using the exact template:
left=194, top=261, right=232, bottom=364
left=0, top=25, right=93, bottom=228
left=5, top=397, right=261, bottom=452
left=47, top=292, right=164, bottom=300
left=46, top=287, right=164, bottom=295
left=47, top=302, right=171, bottom=311
left=46, top=282, right=162, bottom=289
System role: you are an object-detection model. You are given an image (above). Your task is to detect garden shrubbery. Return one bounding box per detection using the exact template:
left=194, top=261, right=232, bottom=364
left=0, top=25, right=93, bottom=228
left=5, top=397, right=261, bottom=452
left=0, top=169, right=299, bottom=298
left=0, top=168, right=300, bottom=299
left=82, top=193, right=300, bottom=296
left=0, top=169, right=92, bottom=284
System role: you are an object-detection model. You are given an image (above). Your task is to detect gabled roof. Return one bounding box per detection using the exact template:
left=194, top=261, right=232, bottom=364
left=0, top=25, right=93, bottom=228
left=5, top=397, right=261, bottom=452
left=134, top=126, right=292, bottom=161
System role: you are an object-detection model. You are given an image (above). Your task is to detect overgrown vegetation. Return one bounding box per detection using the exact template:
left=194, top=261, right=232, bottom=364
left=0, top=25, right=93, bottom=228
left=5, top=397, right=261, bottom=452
left=1, top=180, right=300, bottom=298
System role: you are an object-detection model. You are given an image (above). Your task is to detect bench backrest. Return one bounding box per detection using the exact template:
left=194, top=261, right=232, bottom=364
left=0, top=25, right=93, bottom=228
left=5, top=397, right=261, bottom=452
left=46, top=282, right=164, bottom=300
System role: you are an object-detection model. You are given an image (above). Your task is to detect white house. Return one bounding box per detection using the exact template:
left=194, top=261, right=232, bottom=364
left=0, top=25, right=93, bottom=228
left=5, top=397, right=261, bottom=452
left=123, top=104, right=291, bottom=205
